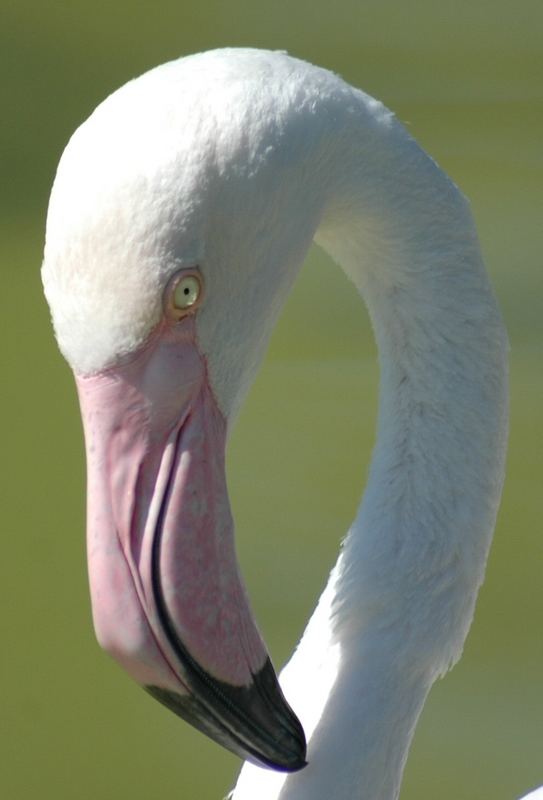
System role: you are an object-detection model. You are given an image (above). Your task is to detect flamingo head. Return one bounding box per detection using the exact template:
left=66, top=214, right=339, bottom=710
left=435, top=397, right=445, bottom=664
left=41, top=49, right=332, bottom=770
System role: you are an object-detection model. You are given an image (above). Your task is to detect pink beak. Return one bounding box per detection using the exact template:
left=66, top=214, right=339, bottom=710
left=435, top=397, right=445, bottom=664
left=75, top=317, right=306, bottom=771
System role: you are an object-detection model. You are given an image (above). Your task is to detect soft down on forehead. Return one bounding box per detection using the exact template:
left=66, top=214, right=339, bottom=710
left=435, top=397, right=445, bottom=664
left=41, top=49, right=362, bottom=415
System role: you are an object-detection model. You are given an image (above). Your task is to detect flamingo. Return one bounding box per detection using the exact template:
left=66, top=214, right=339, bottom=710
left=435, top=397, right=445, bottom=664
left=42, top=48, right=525, bottom=798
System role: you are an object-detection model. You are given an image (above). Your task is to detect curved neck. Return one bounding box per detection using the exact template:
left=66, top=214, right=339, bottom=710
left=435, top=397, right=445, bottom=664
left=233, top=109, right=508, bottom=800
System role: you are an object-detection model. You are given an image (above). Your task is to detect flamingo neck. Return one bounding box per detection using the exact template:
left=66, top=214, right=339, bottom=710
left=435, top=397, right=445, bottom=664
left=233, top=113, right=508, bottom=799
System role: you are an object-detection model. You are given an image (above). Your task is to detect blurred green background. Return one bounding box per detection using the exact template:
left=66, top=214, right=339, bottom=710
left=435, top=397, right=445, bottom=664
left=2, top=1, right=541, bottom=798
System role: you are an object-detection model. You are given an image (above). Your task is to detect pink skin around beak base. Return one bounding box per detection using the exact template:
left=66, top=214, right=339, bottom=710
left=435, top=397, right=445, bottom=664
left=75, top=316, right=269, bottom=696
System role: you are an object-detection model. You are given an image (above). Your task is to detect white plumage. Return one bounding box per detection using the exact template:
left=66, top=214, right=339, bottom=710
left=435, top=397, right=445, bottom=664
left=41, top=49, right=528, bottom=799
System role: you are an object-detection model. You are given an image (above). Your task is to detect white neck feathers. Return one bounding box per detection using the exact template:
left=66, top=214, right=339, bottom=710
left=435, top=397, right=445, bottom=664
left=233, top=85, right=508, bottom=800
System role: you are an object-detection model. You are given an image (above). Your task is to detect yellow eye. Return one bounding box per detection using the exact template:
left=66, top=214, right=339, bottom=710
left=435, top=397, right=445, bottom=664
left=173, top=275, right=201, bottom=309
left=164, top=269, right=204, bottom=321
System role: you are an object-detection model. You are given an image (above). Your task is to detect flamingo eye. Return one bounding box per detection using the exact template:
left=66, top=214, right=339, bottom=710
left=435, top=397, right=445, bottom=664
left=164, top=269, right=204, bottom=320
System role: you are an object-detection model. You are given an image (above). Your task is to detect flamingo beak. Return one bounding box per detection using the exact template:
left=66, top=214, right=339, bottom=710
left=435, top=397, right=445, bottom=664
left=75, top=318, right=306, bottom=772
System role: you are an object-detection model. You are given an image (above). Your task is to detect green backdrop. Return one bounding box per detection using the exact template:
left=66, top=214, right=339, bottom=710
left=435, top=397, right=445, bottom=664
left=2, top=1, right=541, bottom=798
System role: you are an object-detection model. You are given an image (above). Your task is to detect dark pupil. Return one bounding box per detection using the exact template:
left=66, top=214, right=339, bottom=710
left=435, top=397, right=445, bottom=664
left=184, top=287, right=190, bottom=295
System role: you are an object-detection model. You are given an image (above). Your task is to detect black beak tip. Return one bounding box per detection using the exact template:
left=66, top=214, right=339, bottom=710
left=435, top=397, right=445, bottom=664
left=257, top=726, right=307, bottom=772
left=275, top=754, right=308, bottom=773
left=248, top=749, right=307, bottom=774
left=145, top=657, right=307, bottom=773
